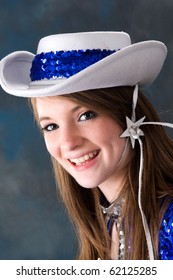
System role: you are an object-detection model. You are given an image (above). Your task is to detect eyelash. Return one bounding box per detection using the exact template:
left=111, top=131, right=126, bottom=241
left=41, top=111, right=97, bottom=132
left=79, top=111, right=97, bottom=121
left=41, top=123, right=59, bottom=132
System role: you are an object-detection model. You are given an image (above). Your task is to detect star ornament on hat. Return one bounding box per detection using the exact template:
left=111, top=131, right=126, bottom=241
left=120, top=116, right=146, bottom=149
left=0, top=31, right=167, bottom=98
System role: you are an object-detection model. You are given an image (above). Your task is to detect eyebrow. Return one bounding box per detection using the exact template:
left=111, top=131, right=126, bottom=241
left=38, top=105, right=82, bottom=123
left=39, top=116, right=51, bottom=122
left=71, top=105, right=82, bottom=112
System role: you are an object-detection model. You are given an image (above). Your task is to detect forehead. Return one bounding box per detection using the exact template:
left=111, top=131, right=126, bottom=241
left=36, top=96, right=82, bottom=118
left=36, top=96, right=79, bottom=108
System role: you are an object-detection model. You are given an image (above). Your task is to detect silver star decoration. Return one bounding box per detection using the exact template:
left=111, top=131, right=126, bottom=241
left=120, top=116, right=146, bottom=149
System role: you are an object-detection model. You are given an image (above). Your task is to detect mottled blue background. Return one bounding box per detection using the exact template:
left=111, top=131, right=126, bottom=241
left=0, top=0, right=173, bottom=259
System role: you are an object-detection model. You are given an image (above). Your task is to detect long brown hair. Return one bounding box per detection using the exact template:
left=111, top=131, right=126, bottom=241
left=30, top=86, right=173, bottom=259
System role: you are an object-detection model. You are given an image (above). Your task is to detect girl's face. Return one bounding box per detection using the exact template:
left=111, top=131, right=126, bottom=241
left=36, top=96, right=129, bottom=201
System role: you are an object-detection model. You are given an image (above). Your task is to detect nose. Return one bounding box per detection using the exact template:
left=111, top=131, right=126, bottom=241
left=60, top=125, right=83, bottom=152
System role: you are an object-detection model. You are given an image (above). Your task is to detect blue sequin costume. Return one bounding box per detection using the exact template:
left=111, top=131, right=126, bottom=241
left=159, top=201, right=173, bottom=259
left=103, top=199, right=173, bottom=260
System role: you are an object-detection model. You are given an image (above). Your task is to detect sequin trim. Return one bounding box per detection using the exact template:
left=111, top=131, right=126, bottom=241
left=30, top=49, right=117, bottom=81
left=159, top=201, right=173, bottom=260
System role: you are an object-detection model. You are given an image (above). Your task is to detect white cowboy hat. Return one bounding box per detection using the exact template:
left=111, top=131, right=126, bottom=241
left=0, top=31, right=167, bottom=98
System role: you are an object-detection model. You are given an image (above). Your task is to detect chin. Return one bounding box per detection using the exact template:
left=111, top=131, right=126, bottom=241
left=74, top=176, right=103, bottom=189
left=76, top=180, right=98, bottom=189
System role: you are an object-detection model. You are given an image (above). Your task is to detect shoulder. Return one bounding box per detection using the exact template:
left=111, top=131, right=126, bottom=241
left=159, top=200, right=173, bottom=260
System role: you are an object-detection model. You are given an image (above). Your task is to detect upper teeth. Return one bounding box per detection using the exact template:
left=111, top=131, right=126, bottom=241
left=70, top=151, right=98, bottom=165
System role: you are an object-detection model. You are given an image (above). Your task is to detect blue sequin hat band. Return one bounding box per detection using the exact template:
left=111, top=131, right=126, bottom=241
left=30, top=49, right=117, bottom=82
left=0, top=31, right=167, bottom=97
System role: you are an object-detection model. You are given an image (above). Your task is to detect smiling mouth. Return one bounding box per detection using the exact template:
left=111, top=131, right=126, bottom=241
left=69, top=150, right=99, bottom=166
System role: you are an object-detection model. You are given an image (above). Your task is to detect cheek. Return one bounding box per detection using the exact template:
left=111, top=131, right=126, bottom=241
left=96, top=118, right=123, bottom=142
left=102, top=128, right=126, bottom=162
left=44, top=136, right=59, bottom=159
left=100, top=125, right=124, bottom=149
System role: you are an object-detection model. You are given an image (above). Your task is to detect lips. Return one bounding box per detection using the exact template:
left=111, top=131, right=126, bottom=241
left=69, top=150, right=99, bottom=166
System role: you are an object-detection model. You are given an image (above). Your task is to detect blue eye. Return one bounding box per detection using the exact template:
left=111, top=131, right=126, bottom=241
left=79, top=111, right=97, bottom=121
left=41, top=123, right=59, bottom=132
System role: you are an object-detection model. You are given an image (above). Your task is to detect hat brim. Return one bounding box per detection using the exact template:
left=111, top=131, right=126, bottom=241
left=0, top=41, right=167, bottom=98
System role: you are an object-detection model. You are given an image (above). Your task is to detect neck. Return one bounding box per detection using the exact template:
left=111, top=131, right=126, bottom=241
left=98, top=175, right=125, bottom=203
